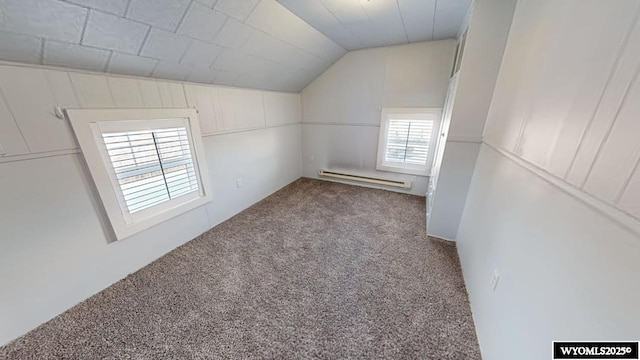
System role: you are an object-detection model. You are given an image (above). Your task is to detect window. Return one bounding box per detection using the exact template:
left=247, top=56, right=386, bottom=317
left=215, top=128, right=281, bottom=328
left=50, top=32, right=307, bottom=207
left=376, top=108, right=442, bottom=176
left=67, top=109, right=212, bottom=240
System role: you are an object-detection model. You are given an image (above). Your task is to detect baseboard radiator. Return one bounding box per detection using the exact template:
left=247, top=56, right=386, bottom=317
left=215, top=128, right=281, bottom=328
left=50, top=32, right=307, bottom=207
left=318, top=170, right=412, bottom=189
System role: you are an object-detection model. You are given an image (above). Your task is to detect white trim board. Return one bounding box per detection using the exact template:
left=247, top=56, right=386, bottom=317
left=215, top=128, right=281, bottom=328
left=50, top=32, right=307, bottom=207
left=484, top=141, right=640, bottom=237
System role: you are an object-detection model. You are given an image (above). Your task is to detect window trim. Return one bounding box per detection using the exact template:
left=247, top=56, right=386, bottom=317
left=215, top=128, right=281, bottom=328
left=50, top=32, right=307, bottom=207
left=66, top=108, right=212, bottom=241
left=376, top=107, right=442, bottom=177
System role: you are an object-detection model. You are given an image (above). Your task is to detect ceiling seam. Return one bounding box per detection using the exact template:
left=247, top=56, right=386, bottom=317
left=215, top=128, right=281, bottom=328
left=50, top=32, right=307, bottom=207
left=395, top=0, right=410, bottom=44
left=79, top=8, right=91, bottom=44
left=136, top=26, right=153, bottom=56
left=173, top=0, right=195, bottom=33
left=432, top=0, right=438, bottom=41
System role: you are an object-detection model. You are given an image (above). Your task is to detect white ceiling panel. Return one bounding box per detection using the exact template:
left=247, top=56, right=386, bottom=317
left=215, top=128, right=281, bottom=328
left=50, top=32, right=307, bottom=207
left=66, top=0, right=128, bottom=16
left=140, top=28, right=192, bottom=62
left=398, top=0, right=437, bottom=43
left=433, top=0, right=473, bottom=40
left=181, top=40, right=224, bottom=67
left=43, top=41, right=110, bottom=72
left=210, top=69, right=239, bottom=87
left=185, top=65, right=218, bottom=84
left=126, top=0, right=191, bottom=32
left=82, top=11, right=149, bottom=54
left=106, top=52, right=158, bottom=77
left=215, top=0, right=261, bottom=22
left=213, top=18, right=256, bottom=49
left=361, top=1, right=408, bottom=46
left=277, top=0, right=472, bottom=50
left=276, top=0, right=363, bottom=50
left=0, top=0, right=87, bottom=43
left=152, top=62, right=193, bottom=82
left=247, top=0, right=346, bottom=60
left=176, top=2, right=227, bottom=43
left=321, top=0, right=369, bottom=23
left=0, top=0, right=352, bottom=92
left=0, top=30, right=42, bottom=64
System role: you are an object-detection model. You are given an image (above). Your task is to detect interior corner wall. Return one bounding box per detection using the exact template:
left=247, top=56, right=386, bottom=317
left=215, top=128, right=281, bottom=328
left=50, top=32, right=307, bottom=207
left=0, top=63, right=302, bottom=346
left=457, top=1, right=640, bottom=359
left=427, top=0, right=517, bottom=241
left=300, top=40, right=456, bottom=196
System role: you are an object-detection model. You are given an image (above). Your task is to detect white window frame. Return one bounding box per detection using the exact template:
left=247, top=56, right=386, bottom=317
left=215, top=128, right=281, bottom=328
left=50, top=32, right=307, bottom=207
left=66, top=108, right=212, bottom=241
left=376, top=107, right=442, bottom=176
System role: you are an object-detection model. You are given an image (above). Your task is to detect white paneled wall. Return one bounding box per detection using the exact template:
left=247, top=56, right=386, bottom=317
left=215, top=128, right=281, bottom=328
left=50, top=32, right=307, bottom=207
left=0, top=62, right=301, bottom=346
left=0, top=62, right=301, bottom=160
left=0, top=67, right=78, bottom=153
left=300, top=41, right=455, bottom=196
left=483, top=0, right=640, bottom=226
left=457, top=1, right=640, bottom=359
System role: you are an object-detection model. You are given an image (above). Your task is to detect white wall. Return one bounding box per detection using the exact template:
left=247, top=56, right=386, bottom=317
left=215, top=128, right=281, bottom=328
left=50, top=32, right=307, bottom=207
left=457, top=1, right=640, bottom=359
left=300, top=40, right=455, bottom=196
left=0, top=63, right=302, bottom=345
left=427, top=0, right=516, bottom=240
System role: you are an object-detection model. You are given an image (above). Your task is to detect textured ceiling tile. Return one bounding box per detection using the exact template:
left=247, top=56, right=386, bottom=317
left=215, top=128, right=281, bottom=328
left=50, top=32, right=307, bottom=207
left=176, top=2, right=227, bottom=43
left=153, top=62, right=193, bottom=81
left=320, top=0, right=369, bottom=23
left=277, top=0, right=362, bottom=50
left=107, top=52, right=158, bottom=77
left=0, top=0, right=87, bottom=43
left=246, top=0, right=344, bottom=60
left=0, top=30, right=42, bottom=64
left=242, top=31, right=292, bottom=63
left=140, top=28, right=191, bottom=62
left=185, top=65, right=217, bottom=84
left=65, top=0, right=129, bottom=16
left=212, top=18, right=255, bottom=49
left=181, top=40, right=224, bottom=67
left=279, top=0, right=470, bottom=50
left=214, top=0, right=260, bottom=22
left=213, top=48, right=276, bottom=74
left=126, top=0, right=191, bottom=32
left=195, top=0, right=217, bottom=8
left=361, top=1, right=408, bottom=46
left=210, top=68, right=238, bottom=86
left=82, top=11, right=150, bottom=54
left=43, top=40, right=110, bottom=72
left=433, top=0, right=472, bottom=40
left=398, top=0, right=436, bottom=42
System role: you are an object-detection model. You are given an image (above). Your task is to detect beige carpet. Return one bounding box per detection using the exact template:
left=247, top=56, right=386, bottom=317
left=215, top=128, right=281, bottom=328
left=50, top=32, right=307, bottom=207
left=1, top=178, right=481, bottom=359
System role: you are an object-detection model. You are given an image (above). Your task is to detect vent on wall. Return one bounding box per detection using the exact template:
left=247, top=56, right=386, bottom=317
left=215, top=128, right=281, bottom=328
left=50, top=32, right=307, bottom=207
left=318, top=170, right=412, bottom=189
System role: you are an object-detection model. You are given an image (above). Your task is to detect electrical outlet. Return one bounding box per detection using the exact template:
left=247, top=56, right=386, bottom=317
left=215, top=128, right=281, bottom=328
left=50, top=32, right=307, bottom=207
left=490, top=269, right=500, bottom=292
left=236, top=178, right=243, bottom=189
left=309, top=155, right=315, bottom=162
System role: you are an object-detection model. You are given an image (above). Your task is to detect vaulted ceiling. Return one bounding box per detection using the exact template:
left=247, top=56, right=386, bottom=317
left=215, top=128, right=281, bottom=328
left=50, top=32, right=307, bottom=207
left=277, top=0, right=472, bottom=50
left=0, top=0, right=471, bottom=92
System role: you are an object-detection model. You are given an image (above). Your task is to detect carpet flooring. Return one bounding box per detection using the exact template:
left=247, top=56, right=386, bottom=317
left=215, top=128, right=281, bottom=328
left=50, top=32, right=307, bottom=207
left=1, top=178, right=481, bottom=359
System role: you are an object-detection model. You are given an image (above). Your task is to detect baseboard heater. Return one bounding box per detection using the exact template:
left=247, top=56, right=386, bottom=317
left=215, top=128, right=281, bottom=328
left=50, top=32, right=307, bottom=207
left=318, top=170, right=412, bottom=189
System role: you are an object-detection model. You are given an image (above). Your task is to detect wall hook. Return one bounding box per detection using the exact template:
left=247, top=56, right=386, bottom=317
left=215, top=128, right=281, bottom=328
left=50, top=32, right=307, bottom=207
left=54, top=106, right=65, bottom=120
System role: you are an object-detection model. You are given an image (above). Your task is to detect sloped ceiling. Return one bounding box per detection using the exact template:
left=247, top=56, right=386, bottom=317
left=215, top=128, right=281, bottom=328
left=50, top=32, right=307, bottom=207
left=277, top=0, right=472, bottom=50
left=0, top=0, right=470, bottom=92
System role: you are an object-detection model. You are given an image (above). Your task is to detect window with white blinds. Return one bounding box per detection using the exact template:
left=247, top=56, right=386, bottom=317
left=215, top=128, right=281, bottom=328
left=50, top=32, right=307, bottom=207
left=102, top=127, right=199, bottom=214
left=377, top=108, right=442, bottom=176
left=66, top=108, right=212, bottom=241
left=384, top=119, right=434, bottom=165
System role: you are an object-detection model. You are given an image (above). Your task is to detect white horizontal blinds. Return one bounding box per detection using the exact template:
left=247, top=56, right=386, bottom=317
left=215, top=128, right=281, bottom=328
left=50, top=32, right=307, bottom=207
left=154, top=127, right=199, bottom=199
left=384, top=118, right=434, bottom=165
left=102, top=127, right=199, bottom=214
